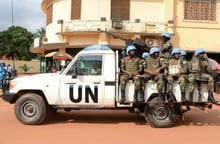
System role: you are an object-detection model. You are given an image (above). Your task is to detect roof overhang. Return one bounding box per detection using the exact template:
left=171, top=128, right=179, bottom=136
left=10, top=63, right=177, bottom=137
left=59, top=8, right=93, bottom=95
left=30, top=42, right=124, bottom=54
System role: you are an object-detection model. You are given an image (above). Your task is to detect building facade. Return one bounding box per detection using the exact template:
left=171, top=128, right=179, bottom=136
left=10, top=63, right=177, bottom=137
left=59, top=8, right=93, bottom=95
left=31, top=0, right=220, bottom=72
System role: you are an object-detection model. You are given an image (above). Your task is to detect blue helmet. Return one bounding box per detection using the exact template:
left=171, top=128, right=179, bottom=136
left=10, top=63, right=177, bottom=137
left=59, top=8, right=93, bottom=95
left=126, top=45, right=136, bottom=55
left=195, top=48, right=205, bottom=56
left=181, top=50, right=187, bottom=56
left=150, top=47, right=159, bottom=55
left=171, top=48, right=181, bottom=55
left=162, top=32, right=171, bottom=38
left=142, top=52, right=150, bottom=59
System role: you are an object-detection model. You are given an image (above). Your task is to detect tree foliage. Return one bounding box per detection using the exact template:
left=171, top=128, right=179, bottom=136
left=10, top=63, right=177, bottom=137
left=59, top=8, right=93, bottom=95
left=34, top=27, right=46, bottom=39
left=0, top=26, right=36, bottom=61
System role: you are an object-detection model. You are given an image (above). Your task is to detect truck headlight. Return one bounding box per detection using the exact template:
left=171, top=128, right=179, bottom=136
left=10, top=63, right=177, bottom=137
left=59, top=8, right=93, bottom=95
left=9, top=82, right=17, bottom=90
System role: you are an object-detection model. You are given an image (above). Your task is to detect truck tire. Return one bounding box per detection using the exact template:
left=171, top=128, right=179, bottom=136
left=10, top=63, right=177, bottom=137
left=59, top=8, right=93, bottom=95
left=14, top=93, right=47, bottom=125
left=145, top=97, right=177, bottom=128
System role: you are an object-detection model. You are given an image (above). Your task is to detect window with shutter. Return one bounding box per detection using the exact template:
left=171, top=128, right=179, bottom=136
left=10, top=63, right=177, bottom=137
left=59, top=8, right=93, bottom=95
left=111, top=0, right=130, bottom=20
left=71, top=0, right=81, bottom=20
left=184, top=0, right=217, bottom=22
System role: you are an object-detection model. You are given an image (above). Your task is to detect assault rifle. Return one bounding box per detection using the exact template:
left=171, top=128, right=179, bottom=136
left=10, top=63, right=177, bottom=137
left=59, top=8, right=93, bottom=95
left=97, top=28, right=150, bottom=56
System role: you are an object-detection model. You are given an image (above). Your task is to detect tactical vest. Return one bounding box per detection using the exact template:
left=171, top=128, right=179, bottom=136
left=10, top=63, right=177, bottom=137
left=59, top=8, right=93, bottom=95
left=168, top=59, right=181, bottom=75
left=145, top=57, right=160, bottom=71
left=123, top=56, right=140, bottom=72
left=190, top=57, right=209, bottom=73
left=190, top=58, right=200, bottom=72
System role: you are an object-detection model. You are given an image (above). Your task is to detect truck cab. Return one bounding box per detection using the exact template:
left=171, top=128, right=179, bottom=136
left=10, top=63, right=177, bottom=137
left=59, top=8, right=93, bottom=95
left=58, top=45, right=118, bottom=108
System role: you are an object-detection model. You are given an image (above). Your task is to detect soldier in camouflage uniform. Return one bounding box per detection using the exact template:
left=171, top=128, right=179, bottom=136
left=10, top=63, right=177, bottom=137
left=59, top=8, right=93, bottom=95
left=160, top=32, right=173, bottom=59
left=143, top=47, right=167, bottom=103
left=181, top=50, right=187, bottom=60
left=180, top=50, right=189, bottom=73
left=188, top=48, right=219, bottom=104
left=180, top=50, right=191, bottom=114
left=140, top=52, right=150, bottom=74
left=142, top=52, right=150, bottom=60
left=138, top=52, right=150, bottom=101
left=180, top=50, right=189, bottom=75
left=167, top=48, right=188, bottom=102
left=120, top=45, right=142, bottom=102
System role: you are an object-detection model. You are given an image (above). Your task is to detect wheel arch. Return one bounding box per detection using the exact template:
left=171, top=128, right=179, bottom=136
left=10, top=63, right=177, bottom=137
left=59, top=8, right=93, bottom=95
left=146, top=93, right=159, bottom=102
left=11, top=90, right=48, bottom=105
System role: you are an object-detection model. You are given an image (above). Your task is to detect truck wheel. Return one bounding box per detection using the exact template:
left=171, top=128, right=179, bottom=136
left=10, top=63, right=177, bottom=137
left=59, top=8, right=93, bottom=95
left=145, top=97, right=177, bottom=128
left=14, top=93, right=47, bottom=125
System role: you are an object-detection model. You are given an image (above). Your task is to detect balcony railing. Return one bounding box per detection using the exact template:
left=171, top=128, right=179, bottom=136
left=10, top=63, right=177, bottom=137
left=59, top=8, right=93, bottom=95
left=58, top=19, right=172, bottom=34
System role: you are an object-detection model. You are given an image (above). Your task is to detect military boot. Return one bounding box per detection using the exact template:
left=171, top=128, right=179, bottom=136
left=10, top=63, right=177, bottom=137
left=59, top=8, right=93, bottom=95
left=139, top=90, right=145, bottom=102
left=120, top=89, right=126, bottom=102
left=189, top=92, right=193, bottom=102
left=181, top=92, right=187, bottom=102
left=208, top=91, right=220, bottom=105
left=168, top=91, right=176, bottom=102
left=158, top=92, right=165, bottom=104
left=133, top=90, right=138, bottom=102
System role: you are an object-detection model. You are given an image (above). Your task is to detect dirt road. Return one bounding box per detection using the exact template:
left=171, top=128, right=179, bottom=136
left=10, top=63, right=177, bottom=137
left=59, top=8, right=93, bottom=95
left=1, top=97, right=220, bottom=144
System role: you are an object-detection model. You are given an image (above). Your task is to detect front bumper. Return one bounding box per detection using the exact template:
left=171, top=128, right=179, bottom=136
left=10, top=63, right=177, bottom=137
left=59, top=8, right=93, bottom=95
left=2, top=92, right=16, bottom=103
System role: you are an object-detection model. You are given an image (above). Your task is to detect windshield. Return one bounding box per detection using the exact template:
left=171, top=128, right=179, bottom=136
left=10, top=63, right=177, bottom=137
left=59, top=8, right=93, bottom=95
left=66, top=55, right=103, bottom=76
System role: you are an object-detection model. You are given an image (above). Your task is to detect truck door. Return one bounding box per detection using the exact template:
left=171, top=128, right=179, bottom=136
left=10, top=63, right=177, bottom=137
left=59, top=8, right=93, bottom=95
left=59, top=55, right=105, bottom=107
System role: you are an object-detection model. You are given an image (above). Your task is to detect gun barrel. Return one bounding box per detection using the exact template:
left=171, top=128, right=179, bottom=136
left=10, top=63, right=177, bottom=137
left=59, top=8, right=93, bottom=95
left=97, top=28, right=150, bottom=54
left=97, top=28, right=129, bottom=41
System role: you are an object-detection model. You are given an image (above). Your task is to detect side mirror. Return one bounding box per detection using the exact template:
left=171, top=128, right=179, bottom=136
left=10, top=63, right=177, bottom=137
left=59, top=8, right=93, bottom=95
left=72, top=68, right=77, bottom=79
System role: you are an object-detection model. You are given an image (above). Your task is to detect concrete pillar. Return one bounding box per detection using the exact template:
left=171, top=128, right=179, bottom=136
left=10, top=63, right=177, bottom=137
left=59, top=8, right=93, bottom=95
left=164, top=1, right=175, bottom=23
left=164, top=1, right=175, bottom=34
left=98, top=33, right=108, bottom=45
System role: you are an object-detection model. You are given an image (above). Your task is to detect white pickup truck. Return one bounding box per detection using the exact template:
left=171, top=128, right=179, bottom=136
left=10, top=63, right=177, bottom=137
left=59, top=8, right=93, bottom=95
left=2, top=45, right=216, bottom=128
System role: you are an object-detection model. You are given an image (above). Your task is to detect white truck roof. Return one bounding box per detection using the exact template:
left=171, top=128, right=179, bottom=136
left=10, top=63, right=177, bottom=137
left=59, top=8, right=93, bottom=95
left=78, top=45, right=114, bottom=55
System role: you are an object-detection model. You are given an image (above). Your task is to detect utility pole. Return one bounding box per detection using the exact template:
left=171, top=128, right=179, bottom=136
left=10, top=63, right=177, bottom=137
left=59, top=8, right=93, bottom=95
left=11, top=0, right=17, bottom=76
left=11, top=0, right=14, bottom=25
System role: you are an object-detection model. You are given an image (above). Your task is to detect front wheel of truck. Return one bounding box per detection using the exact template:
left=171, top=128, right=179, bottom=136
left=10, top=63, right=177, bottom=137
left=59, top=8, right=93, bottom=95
left=145, top=97, right=177, bottom=128
left=14, top=93, right=47, bottom=125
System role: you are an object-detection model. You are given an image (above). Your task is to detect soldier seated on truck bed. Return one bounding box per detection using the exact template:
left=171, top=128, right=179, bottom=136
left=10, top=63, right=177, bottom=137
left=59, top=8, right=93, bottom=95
left=142, top=47, right=167, bottom=103
left=167, top=48, right=188, bottom=102
left=188, top=48, right=220, bottom=104
left=141, top=52, right=150, bottom=74
left=120, top=45, right=143, bottom=102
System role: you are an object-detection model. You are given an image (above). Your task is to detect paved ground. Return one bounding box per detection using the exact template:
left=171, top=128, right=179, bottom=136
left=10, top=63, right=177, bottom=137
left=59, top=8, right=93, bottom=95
left=1, top=95, right=220, bottom=144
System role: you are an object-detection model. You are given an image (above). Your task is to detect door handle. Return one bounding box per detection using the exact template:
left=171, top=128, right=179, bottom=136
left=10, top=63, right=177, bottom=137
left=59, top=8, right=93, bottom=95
left=64, top=83, right=76, bottom=85
left=93, top=82, right=100, bottom=84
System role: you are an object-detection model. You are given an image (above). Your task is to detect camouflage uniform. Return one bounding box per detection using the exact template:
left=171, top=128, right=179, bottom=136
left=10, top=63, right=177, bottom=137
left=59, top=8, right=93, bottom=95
left=180, top=52, right=190, bottom=86
left=187, top=48, right=220, bottom=105
left=188, top=57, right=214, bottom=93
left=181, top=57, right=189, bottom=73
left=160, top=41, right=173, bottom=93
left=140, top=59, right=146, bottom=75
left=143, top=57, right=166, bottom=94
left=160, top=41, right=173, bottom=59
left=167, top=58, right=188, bottom=101
left=120, top=55, right=142, bottom=102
